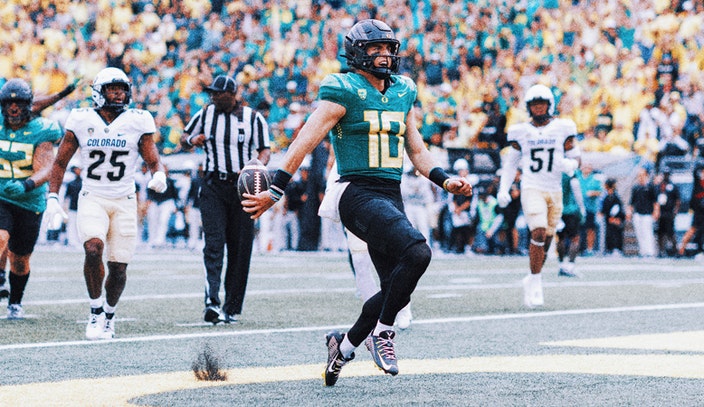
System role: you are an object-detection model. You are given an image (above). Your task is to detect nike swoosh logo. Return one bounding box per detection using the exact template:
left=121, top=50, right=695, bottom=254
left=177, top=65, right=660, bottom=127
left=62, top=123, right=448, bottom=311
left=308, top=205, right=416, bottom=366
left=398, top=92, right=407, bottom=97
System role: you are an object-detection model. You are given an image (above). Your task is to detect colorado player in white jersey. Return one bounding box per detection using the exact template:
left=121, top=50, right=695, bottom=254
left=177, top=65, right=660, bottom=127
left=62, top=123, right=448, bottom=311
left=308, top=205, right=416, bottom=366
left=497, top=84, right=580, bottom=308
left=46, top=67, right=168, bottom=339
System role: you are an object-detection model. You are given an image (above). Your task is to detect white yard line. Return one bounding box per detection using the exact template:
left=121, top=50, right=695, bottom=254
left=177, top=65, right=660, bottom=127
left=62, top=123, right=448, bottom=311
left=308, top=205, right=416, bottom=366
left=21, top=277, right=704, bottom=306
left=2, top=302, right=703, bottom=351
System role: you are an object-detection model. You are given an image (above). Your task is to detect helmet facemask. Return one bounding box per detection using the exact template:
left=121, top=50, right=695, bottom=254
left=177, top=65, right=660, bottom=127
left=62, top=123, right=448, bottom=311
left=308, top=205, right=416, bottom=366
left=91, top=68, right=132, bottom=112
left=524, top=84, right=555, bottom=124
left=0, top=79, right=33, bottom=128
left=343, top=19, right=401, bottom=79
left=99, top=82, right=131, bottom=112
left=1, top=99, right=31, bottom=127
left=348, top=40, right=400, bottom=79
left=527, top=99, right=552, bottom=124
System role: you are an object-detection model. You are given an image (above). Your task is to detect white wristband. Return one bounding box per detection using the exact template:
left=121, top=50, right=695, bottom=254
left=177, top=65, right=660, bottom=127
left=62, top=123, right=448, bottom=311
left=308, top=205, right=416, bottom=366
left=48, top=192, right=59, bottom=200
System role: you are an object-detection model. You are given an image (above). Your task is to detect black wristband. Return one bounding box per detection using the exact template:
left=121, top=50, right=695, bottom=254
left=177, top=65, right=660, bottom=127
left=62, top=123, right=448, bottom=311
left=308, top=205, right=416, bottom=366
left=58, top=84, right=75, bottom=99
left=269, top=169, right=293, bottom=197
left=429, top=167, right=450, bottom=189
left=23, top=178, right=36, bottom=192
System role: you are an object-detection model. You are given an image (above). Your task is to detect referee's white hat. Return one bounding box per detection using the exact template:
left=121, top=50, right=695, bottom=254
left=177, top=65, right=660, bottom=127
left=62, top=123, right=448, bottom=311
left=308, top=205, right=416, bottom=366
left=206, top=75, right=238, bottom=93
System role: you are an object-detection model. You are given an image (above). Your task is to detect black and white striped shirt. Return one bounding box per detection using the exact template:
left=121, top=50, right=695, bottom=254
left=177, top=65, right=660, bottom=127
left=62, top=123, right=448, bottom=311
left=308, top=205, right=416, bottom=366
left=184, top=104, right=270, bottom=174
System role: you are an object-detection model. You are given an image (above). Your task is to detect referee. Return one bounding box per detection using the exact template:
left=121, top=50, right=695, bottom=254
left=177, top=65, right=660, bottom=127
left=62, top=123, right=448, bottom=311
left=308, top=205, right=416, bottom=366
left=181, top=75, right=271, bottom=324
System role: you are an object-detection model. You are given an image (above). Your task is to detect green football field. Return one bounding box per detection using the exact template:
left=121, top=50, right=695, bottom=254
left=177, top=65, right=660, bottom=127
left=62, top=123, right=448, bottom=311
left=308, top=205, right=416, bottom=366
left=1, top=246, right=703, bottom=406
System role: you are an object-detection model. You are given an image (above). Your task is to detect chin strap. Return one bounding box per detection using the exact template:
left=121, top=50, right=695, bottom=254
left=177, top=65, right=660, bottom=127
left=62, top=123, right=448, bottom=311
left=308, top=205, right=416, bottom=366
left=531, top=115, right=551, bottom=125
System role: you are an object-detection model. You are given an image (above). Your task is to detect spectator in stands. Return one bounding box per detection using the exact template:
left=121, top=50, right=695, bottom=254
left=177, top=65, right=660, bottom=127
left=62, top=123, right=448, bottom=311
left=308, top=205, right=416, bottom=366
left=64, top=166, right=82, bottom=249
left=401, top=166, right=436, bottom=244
left=627, top=167, right=658, bottom=257
left=276, top=173, right=304, bottom=252
left=654, top=168, right=680, bottom=257
left=678, top=164, right=704, bottom=257
left=473, top=184, right=503, bottom=255
left=577, top=164, right=602, bottom=256
left=601, top=178, right=625, bottom=256
left=499, top=169, right=523, bottom=255
left=593, top=102, right=614, bottom=136
left=185, top=163, right=203, bottom=251
left=477, top=100, right=507, bottom=150
left=557, top=173, right=586, bottom=277
left=580, top=128, right=605, bottom=153
left=146, top=168, right=179, bottom=248
left=447, top=159, right=476, bottom=254
left=604, top=121, right=635, bottom=155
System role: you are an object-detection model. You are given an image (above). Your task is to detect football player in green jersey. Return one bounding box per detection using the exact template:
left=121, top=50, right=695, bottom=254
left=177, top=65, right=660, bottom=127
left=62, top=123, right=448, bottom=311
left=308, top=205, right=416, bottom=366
left=242, top=19, right=472, bottom=385
left=0, top=79, right=62, bottom=319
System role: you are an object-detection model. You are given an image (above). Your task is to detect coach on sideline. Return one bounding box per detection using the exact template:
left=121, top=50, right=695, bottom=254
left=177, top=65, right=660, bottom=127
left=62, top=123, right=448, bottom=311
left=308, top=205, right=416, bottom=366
left=180, top=75, right=271, bottom=324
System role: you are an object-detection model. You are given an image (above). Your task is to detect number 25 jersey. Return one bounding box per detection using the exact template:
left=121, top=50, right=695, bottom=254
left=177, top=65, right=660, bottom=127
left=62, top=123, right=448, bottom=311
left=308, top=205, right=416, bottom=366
left=506, top=118, right=577, bottom=192
left=64, top=108, right=156, bottom=199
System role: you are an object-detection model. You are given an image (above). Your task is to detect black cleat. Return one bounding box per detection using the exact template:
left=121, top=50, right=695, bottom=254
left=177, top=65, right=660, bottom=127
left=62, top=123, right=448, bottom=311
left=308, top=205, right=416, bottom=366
left=323, top=331, right=354, bottom=386
left=224, top=313, right=239, bottom=324
left=203, top=305, right=224, bottom=325
left=366, top=330, right=399, bottom=376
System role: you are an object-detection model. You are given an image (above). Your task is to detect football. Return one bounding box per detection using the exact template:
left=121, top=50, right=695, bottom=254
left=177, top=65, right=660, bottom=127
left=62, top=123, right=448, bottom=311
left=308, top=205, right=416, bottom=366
left=237, top=158, right=271, bottom=201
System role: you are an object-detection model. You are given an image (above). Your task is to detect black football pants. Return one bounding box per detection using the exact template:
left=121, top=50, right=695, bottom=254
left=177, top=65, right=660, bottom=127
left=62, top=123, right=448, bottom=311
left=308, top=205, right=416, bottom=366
left=338, top=180, right=431, bottom=346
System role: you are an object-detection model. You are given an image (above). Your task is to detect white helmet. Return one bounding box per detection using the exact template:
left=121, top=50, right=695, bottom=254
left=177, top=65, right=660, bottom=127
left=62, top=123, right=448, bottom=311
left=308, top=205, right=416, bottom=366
left=524, top=84, right=555, bottom=119
left=92, top=67, right=132, bottom=111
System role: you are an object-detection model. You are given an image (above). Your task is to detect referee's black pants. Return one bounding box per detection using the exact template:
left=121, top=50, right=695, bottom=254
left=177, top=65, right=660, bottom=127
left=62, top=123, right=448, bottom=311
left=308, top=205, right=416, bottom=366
left=200, top=175, right=255, bottom=316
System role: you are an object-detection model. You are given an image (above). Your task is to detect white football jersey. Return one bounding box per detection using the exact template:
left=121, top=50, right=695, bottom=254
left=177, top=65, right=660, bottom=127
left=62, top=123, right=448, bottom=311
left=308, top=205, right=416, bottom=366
left=506, top=118, right=577, bottom=192
left=64, top=108, right=156, bottom=198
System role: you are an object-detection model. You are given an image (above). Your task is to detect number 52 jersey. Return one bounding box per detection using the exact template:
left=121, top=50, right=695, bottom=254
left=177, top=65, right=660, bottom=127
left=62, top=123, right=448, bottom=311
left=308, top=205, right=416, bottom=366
left=506, top=118, right=577, bottom=193
left=64, top=108, right=156, bottom=199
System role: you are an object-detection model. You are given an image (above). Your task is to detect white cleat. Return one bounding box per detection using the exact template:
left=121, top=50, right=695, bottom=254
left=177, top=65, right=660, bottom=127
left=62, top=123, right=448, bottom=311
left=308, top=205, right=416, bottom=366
left=100, top=317, right=115, bottom=340
left=395, top=305, right=412, bottom=330
left=7, top=304, right=24, bottom=320
left=86, top=312, right=106, bottom=340
left=522, top=274, right=544, bottom=308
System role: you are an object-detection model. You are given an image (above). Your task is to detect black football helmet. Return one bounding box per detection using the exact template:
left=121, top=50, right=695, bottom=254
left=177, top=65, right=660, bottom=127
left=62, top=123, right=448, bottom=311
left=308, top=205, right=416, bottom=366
left=343, top=19, right=400, bottom=79
left=0, top=79, right=33, bottom=127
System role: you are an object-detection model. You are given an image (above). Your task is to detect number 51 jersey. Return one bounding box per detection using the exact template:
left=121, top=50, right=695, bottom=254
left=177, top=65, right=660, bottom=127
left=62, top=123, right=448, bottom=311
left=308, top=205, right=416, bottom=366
left=64, top=108, right=156, bottom=199
left=506, top=118, right=577, bottom=193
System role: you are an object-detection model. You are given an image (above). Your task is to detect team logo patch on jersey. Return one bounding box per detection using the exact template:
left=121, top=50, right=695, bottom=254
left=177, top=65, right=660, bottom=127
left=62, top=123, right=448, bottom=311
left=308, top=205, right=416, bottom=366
left=358, top=89, right=367, bottom=100
left=381, top=96, right=388, bottom=103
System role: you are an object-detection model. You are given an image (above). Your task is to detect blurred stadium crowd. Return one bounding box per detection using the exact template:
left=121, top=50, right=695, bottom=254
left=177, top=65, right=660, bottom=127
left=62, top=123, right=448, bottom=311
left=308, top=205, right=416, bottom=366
left=2, top=0, right=703, bottom=158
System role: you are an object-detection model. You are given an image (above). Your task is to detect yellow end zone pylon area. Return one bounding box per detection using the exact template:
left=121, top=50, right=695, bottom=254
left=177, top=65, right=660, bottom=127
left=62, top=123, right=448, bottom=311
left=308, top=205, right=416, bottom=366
left=3, top=331, right=704, bottom=407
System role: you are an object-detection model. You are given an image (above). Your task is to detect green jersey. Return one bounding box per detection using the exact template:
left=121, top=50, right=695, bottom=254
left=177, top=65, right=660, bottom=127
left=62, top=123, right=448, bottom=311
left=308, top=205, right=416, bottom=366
left=0, top=115, right=62, bottom=212
left=319, top=72, right=417, bottom=182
